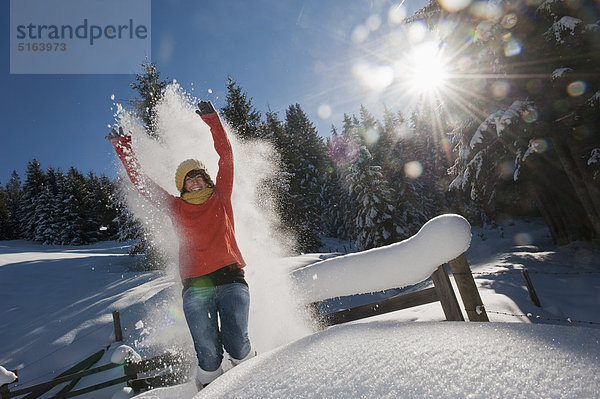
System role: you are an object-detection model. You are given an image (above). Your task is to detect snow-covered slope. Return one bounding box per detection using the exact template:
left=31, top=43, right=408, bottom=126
left=1, top=219, right=599, bottom=398
left=0, top=241, right=187, bottom=398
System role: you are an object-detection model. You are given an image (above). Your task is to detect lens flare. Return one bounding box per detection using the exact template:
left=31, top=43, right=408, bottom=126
left=352, top=25, right=370, bottom=43
left=514, top=232, right=533, bottom=246
left=388, top=5, right=406, bottom=25
left=499, top=160, right=515, bottom=180
left=439, top=20, right=459, bottom=39
left=530, top=138, right=549, bottom=153
left=366, top=15, right=382, bottom=31
left=438, top=0, right=472, bottom=13
left=363, top=127, right=380, bottom=146
left=504, top=39, right=522, bottom=57
left=567, top=80, right=587, bottom=96
left=522, top=107, right=539, bottom=123
left=501, top=13, right=518, bottom=29
left=470, top=1, right=503, bottom=20
left=317, top=104, right=332, bottom=120
left=491, top=80, right=510, bottom=100
left=330, top=134, right=361, bottom=165
left=353, top=62, right=394, bottom=91
left=404, top=161, right=423, bottom=179
left=407, top=21, right=427, bottom=44
left=167, top=304, right=186, bottom=322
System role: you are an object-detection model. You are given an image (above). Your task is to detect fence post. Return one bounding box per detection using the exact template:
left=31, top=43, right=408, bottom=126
left=448, top=253, right=489, bottom=321
left=431, top=265, right=464, bottom=321
left=112, top=311, right=123, bottom=342
left=521, top=270, right=542, bottom=307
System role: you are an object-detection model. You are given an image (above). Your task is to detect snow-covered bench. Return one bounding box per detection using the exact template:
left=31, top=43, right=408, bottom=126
left=292, top=214, right=489, bottom=325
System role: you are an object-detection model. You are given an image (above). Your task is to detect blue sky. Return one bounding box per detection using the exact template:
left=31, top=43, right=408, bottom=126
left=1, top=0, right=428, bottom=184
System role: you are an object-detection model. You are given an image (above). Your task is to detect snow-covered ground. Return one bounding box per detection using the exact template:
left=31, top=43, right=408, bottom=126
left=1, top=219, right=599, bottom=398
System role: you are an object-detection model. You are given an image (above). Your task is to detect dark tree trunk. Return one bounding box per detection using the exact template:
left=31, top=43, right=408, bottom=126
left=566, top=136, right=600, bottom=224
left=552, top=138, right=600, bottom=238
left=527, top=154, right=595, bottom=245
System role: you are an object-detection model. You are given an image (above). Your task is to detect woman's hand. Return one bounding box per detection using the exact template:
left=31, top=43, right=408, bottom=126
left=196, top=101, right=216, bottom=116
left=105, top=126, right=128, bottom=142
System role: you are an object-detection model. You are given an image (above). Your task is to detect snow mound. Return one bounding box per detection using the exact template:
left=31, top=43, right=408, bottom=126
left=200, top=322, right=600, bottom=399
left=112, top=386, right=134, bottom=399
left=292, top=214, right=471, bottom=302
left=0, top=365, right=17, bottom=385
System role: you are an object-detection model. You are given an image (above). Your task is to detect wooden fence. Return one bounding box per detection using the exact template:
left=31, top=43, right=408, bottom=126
left=311, top=252, right=489, bottom=327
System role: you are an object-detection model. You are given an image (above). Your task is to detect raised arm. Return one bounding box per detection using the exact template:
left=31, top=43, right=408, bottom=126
left=196, top=102, right=234, bottom=198
left=108, top=128, right=174, bottom=210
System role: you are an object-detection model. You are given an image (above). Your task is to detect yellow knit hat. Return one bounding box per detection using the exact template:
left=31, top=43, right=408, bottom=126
left=175, top=159, right=208, bottom=192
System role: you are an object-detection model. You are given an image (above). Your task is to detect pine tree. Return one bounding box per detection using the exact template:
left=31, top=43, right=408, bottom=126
left=334, top=114, right=363, bottom=241
left=61, top=167, right=88, bottom=245
left=112, top=177, right=144, bottom=243
left=34, top=167, right=60, bottom=244
left=130, top=59, right=170, bottom=138
left=320, top=129, right=351, bottom=241
left=346, top=144, right=397, bottom=250
left=283, top=104, right=329, bottom=251
left=4, top=161, right=133, bottom=245
left=4, top=171, right=22, bottom=239
left=33, top=183, right=54, bottom=244
left=372, top=106, right=403, bottom=170
left=257, top=110, right=296, bottom=239
left=342, top=109, right=400, bottom=250
left=21, top=159, right=46, bottom=241
left=221, top=77, right=262, bottom=140
left=261, top=109, right=289, bottom=152
left=81, top=171, right=117, bottom=243
left=407, top=108, right=454, bottom=218
left=98, top=175, right=119, bottom=241
left=51, top=169, right=71, bottom=244
left=0, top=183, right=10, bottom=240
left=357, top=105, right=381, bottom=156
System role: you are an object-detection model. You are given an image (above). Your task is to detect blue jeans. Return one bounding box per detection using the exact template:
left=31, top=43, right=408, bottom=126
left=182, top=282, right=251, bottom=372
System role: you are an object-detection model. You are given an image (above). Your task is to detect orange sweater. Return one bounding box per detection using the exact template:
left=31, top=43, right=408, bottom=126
left=111, top=112, right=246, bottom=280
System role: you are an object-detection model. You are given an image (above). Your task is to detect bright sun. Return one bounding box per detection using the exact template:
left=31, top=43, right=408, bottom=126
left=407, top=42, right=449, bottom=94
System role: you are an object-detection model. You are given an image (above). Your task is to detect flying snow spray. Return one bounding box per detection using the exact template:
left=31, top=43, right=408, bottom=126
left=111, top=83, right=313, bottom=355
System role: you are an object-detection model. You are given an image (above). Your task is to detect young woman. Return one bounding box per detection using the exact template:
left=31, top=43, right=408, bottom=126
left=108, top=101, right=254, bottom=390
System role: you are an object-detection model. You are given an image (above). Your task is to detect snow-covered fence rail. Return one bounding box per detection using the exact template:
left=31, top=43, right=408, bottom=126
left=292, top=214, right=489, bottom=326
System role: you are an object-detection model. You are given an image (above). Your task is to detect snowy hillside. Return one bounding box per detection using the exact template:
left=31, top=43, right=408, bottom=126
left=1, top=219, right=599, bottom=398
